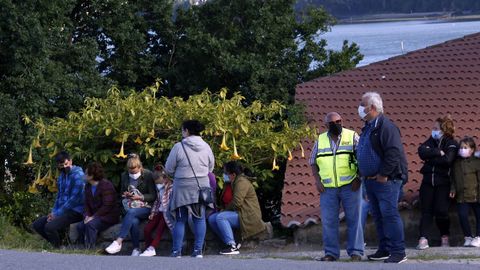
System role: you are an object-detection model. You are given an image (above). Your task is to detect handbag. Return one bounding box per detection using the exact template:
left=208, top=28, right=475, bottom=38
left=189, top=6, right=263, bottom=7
left=181, top=142, right=214, bottom=204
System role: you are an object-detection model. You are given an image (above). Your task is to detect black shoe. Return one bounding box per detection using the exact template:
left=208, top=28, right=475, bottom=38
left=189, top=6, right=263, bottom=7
left=384, top=253, right=407, bottom=264
left=367, top=250, right=390, bottom=261
left=220, top=244, right=240, bottom=255
left=316, top=255, right=336, bottom=261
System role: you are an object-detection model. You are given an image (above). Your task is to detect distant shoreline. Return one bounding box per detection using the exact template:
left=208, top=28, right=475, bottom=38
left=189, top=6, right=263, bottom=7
left=338, top=12, right=480, bottom=24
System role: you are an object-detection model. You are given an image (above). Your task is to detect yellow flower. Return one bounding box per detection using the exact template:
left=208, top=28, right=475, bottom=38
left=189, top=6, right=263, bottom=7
left=230, top=136, right=241, bottom=160
left=38, top=169, right=52, bottom=186
left=272, top=157, right=280, bottom=171
left=24, top=146, right=34, bottom=165
left=34, top=138, right=41, bottom=148
left=48, top=182, right=58, bottom=193
left=300, top=143, right=305, bottom=158
left=134, top=136, right=143, bottom=144
left=28, top=184, right=39, bottom=194
left=220, top=132, right=230, bottom=151
left=287, top=149, right=293, bottom=161
left=115, top=140, right=128, bottom=159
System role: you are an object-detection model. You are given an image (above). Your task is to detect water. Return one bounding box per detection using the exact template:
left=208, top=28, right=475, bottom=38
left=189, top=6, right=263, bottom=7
left=322, top=20, right=480, bottom=66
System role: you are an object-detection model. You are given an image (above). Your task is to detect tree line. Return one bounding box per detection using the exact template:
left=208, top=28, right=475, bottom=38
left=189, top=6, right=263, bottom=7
left=297, top=0, right=480, bottom=18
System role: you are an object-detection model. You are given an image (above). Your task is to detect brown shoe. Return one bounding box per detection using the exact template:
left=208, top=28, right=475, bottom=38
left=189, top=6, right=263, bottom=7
left=351, top=255, right=362, bottom=261
left=318, top=255, right=336, bottom=261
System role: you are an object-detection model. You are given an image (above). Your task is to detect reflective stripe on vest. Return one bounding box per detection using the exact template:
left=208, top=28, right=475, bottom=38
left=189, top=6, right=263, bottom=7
left=315, top=128, right=358, bottom=188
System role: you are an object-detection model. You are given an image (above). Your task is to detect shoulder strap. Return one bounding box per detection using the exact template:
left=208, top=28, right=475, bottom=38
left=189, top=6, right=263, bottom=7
left=181, top=141, right=201, bottom=189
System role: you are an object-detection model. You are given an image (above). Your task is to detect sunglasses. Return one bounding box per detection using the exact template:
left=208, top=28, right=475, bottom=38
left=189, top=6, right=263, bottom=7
left=328, top=120, right=342, bottom=125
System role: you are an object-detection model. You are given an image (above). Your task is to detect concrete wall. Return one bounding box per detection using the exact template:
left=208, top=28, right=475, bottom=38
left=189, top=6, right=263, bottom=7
left=293, top=208, right=471, bottom=248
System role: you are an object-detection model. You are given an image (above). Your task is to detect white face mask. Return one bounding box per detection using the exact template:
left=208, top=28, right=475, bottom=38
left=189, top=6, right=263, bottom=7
left=431, top=130, right=443, bottom=140
left=459, top=148, right=472, bottom=158
left=358, top=105, right=368, bottom=120
left=475, top=151, right=480, bottom=158
left=129, top=172, right=141, bottom=180
left=223, top=173, right=231, bottom=183
left=156, top=183, right=165, bottom=190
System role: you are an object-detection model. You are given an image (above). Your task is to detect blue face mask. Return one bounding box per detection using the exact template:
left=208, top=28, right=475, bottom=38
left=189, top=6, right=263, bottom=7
left=223, top=173, right=231, bottom=183
left=432, top=130, right=443, bottom=140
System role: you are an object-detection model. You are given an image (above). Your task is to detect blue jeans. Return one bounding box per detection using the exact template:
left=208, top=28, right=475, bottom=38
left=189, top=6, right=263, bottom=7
left=208, top=211, right=240, bottom=245
left=365, top=179, right=405, bottom=256
left=172, top=206, right=206, bottom=253
left=360, top=198, right=371, bottom=230
left=320, top=183, right=364, bottom=258
left=118, top=207, right=150, bottom=249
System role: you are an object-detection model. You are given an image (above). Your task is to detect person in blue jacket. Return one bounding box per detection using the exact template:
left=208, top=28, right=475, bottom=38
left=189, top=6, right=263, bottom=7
left=32, top=151, right=85, bottom=248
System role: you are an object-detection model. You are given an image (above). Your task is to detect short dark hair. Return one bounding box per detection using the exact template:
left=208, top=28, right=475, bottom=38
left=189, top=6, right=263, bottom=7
left=86, top=162, right=105, bottom=182
left=55, top=151, right=71, bottom=163
left=459, top=137, right=476, bottom=152
left=182, top=120, right=205, bottom=136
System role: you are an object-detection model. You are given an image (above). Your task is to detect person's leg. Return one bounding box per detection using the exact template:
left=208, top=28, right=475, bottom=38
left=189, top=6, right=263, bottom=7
left=207, top=212, right=221, bottom=239
left=376, top=180, right=405, bottom=256
left=215, top=211, right=240, bottom=246
left=433, top=185, right=451, bottom=237
left=84, top=218, right=110, bottom=249
left=32, top=216, right=50, bottom=242
left=320, top=187, right=341, bottom=259
left=340, top=183, right=364, bottom=257
left=365, top=180, right=388, bottom=253
left=150, top=214, right=167, bottom=248
left=419, top=182, right=435, bottom=239
left=143, top=215, right=160, bottom=248
left=472, top=203, right=480, bottom=237
left=117, top=207, right=151, bottom=241
left=44, top=210, right=83, bottom=247
left=191, top=206, right=207, bottom=252
left=172, top=206, right=188, bottom=254
left=76, top=221, right=86, bottom=246
left=457, top=203, right=473, bottom=237
left=360, top=198, right=370, bottom=231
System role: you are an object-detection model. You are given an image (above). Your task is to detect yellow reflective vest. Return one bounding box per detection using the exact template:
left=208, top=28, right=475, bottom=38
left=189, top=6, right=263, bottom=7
left=315, top=128, right=358, bottom=188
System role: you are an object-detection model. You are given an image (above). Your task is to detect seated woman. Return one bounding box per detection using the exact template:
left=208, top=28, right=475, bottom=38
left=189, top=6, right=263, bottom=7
left=105, top=154, right=156, bottom=256
left=140, top=165, right=174, bottom=256
left=77, top=162, right=120, bottom=249
left=208, top=161, right=267, bottom=255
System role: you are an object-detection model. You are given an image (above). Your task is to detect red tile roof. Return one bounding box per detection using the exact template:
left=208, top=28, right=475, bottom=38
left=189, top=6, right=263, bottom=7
left=281, top=32, right=480, bottom=228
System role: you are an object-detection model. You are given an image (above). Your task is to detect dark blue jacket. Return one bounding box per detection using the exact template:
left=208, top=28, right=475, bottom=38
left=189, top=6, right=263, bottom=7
left=370, top=114, right=408, bottom=183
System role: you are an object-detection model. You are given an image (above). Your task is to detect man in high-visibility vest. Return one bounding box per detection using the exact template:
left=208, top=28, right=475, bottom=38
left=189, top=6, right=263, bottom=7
left=309, top=112, right=363, bottom=262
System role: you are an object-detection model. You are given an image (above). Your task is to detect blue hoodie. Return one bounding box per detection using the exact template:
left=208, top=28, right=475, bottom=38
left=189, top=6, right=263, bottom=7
left=52, top=165, right=85, bottom=216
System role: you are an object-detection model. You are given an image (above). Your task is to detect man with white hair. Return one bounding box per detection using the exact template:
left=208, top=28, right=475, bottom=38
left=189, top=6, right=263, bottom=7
left=310, top=112, right=363, bottom=262
left=356, top=92, right=408, bottom=264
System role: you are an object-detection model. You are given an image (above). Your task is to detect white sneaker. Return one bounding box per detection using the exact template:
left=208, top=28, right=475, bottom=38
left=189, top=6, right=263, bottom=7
left=470, top=236, right=480, bottom=247
left=105, top=241, right=122, bottom=254
left=131, top=248, right=141, bottom=256
left=464, top=236, right=473, bottom=247
left=140, top=247, right=156, bottom=257
left=416, top=237, right=429, bottom=250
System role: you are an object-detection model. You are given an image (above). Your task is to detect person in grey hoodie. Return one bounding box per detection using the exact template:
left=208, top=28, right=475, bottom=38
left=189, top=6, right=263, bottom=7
left=165, top=120, right=215, bottom=258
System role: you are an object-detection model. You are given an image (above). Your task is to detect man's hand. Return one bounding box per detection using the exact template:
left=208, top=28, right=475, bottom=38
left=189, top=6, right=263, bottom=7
left=315, top=180, right=325, bottom=193
left=148, top=213, right=154, bottom=220
left=440, top=150, right=445, bottom=156
left=351, top=178, right=361, bottom=192
left=449, top=192, right=455, bottom=198
left=376, top=174, right=388, bottom=183
left=47, top=213, right=55, bottom=222
left=84, top=216, right=94, bottom=224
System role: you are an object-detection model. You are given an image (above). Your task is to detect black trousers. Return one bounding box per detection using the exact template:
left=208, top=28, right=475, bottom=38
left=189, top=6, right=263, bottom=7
left=457, top=202, right=480, bottom=237
left=32, top=210, right=83, bottom=247
left=76, top=218, right=112, bottom=248
left=419, top=182, right=451, bottom=238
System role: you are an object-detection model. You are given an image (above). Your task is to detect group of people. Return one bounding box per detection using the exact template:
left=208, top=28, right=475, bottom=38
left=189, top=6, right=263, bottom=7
left=310, top=91, right=480, bottom=264
left=32, top=120, right=270, bottom=258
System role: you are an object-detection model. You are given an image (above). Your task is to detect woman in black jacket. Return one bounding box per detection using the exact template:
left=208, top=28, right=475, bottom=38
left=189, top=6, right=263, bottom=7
left=416, top=115, right=458, bottom=250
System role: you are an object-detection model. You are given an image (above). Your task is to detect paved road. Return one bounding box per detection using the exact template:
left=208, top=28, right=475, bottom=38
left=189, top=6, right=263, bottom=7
left=0, top=249, right=479, bottom=270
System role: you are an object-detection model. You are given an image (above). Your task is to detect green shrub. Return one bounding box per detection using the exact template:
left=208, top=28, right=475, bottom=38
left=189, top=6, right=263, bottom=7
left=0, top=192, right=53, bottom=229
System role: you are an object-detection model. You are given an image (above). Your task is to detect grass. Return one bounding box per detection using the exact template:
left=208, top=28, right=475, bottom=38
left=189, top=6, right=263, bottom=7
left=0, top=215, right=100, bottom=256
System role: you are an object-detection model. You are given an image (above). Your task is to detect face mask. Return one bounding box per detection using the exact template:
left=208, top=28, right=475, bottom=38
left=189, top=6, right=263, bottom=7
left=475, top=151, right=480, bottom=158
left=223, top=173, right=231, bottom=183
left=156, top=183, right=164, bottom=190
left=358, top=105, right=368, bottom=120
left=459, top=148, right=472, bottom=158
left=129, top=172, right=141, bottom=180
left=59, top=166, right=71, bottom=174
left=328, top=122, right=342, bottom=136
left=431, top=130, right=443, bottom=140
